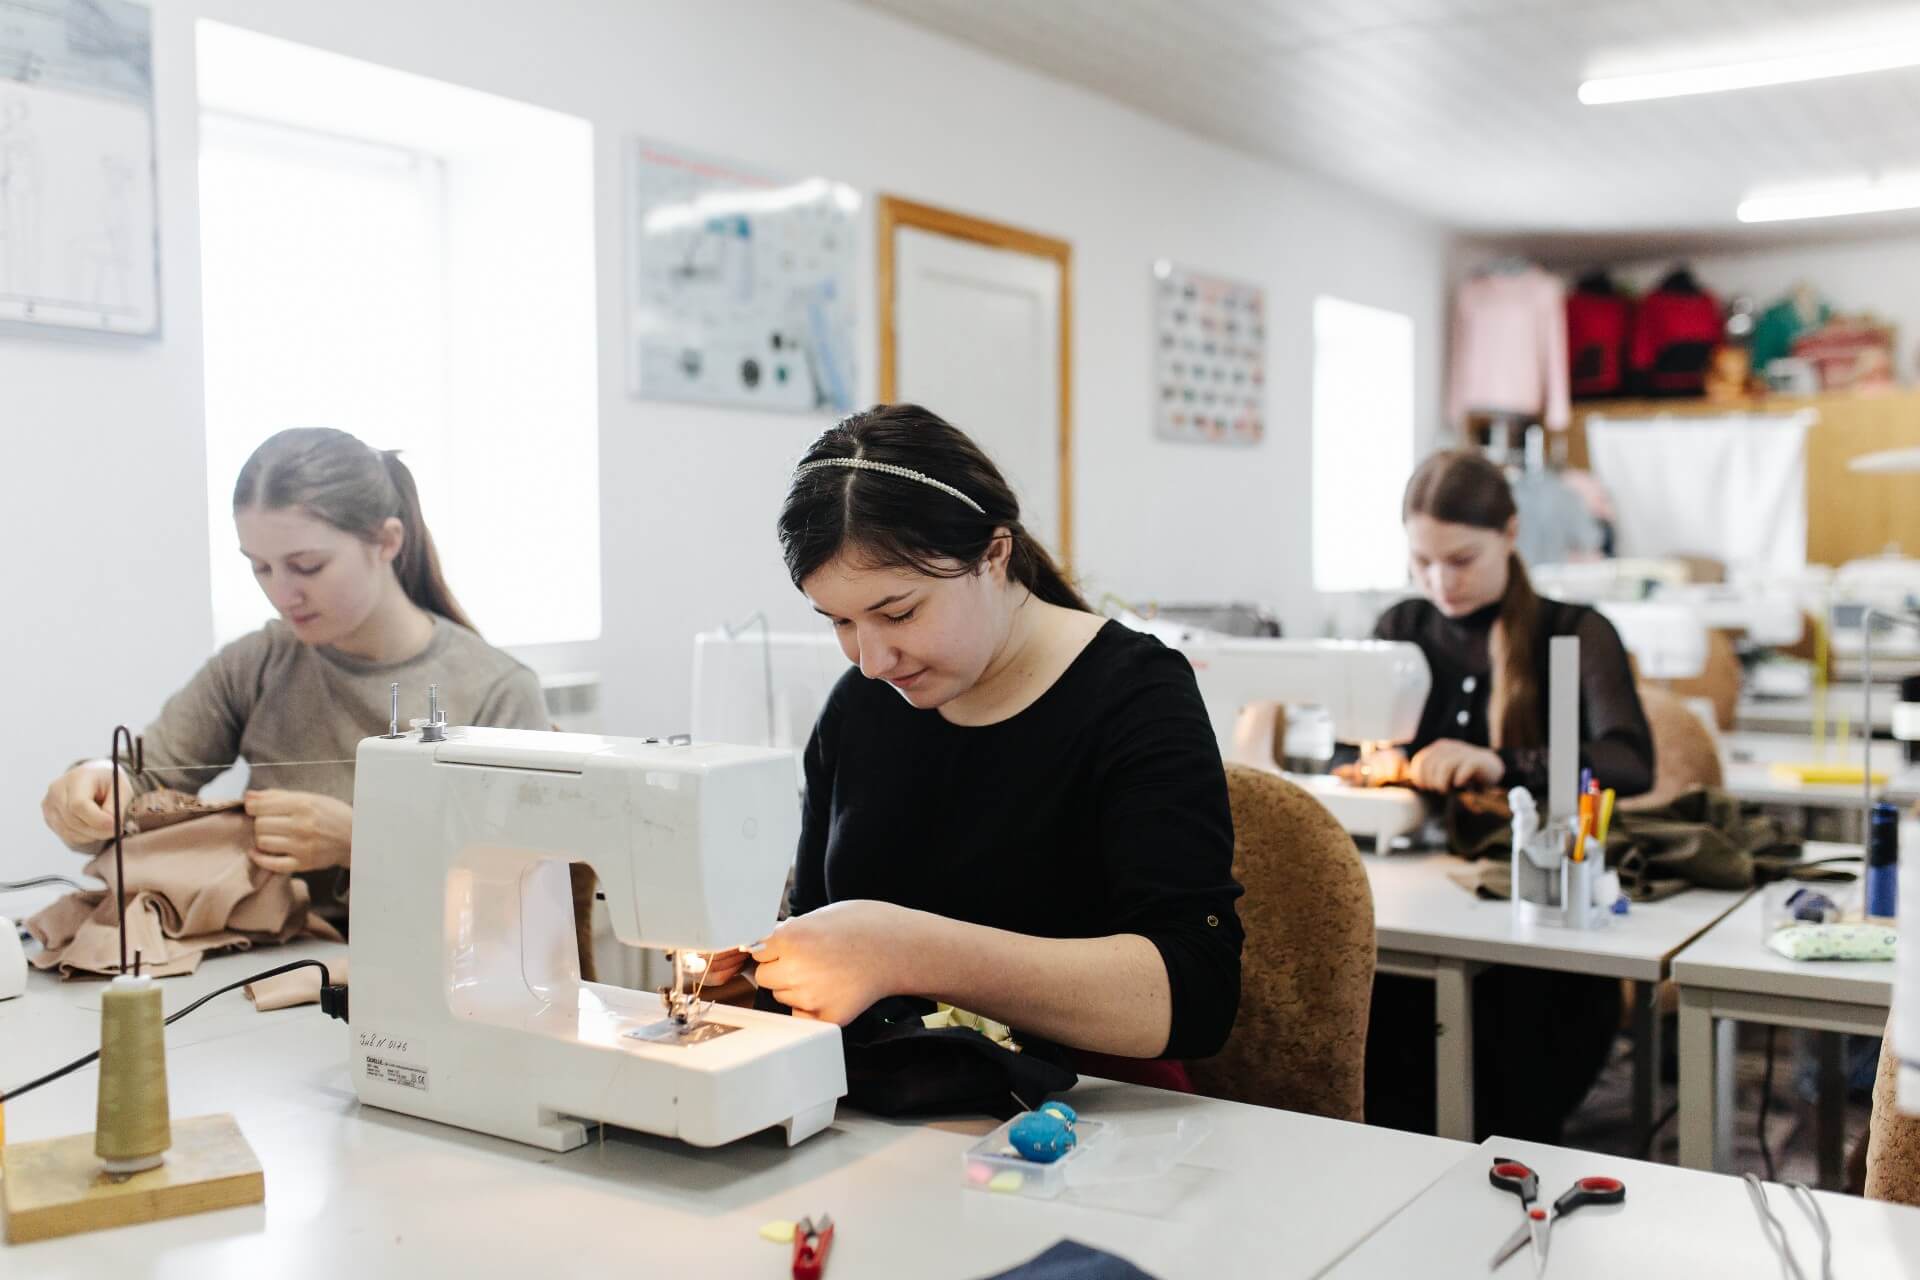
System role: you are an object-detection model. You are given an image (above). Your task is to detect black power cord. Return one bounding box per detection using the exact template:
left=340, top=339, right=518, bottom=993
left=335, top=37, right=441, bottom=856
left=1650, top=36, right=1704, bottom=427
left=0, top=875, right=103, bottom=893
left=0, top=958, right=347, bottom=1103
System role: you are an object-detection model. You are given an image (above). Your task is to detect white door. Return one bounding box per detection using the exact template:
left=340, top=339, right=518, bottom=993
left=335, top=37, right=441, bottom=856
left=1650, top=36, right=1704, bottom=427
left=894, top=226, right=1065, bottom=560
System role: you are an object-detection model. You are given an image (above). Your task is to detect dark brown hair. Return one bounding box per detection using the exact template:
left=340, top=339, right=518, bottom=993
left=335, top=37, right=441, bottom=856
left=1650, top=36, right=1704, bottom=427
left=1402, top=450, right=1539, bottom=750
left=778, top=404, right=1088, bottom=611
left=233, top=427, right=478, bottom=633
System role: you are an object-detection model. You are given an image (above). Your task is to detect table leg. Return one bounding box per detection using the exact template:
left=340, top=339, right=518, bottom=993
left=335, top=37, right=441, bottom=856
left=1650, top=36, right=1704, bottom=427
left=1434, top=959, right=1479, bottom=1141
left=1714, top=1017, right=1736, bottom=1169
left=1679, top=986, right=1715, bottom=1169
left=1631, top=980, right=1661, bottom=1155
left=1818, top=1031, right=1847, bottom=1189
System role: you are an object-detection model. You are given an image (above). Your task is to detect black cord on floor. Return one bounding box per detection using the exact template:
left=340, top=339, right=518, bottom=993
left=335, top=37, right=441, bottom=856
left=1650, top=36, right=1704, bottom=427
left=0, top=958, right=338, bottom=1103
left=1759, top=1026, right=1779, bottom=1183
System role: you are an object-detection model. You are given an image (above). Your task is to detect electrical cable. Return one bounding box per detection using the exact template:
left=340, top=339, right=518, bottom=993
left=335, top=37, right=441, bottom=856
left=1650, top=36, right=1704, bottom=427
left=0, top=875, right=102, bottom=893
left=0, top=958, right=343, bottom=1103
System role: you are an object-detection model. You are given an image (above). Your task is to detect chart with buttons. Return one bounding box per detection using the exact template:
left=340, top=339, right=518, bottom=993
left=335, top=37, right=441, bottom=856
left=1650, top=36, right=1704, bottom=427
left=1152, top=261, right=1266, bottom=447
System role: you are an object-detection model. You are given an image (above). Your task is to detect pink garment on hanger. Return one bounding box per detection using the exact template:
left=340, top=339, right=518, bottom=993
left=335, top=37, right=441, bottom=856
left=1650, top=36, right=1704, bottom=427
left=1448, top=268, right=1571, bottom=431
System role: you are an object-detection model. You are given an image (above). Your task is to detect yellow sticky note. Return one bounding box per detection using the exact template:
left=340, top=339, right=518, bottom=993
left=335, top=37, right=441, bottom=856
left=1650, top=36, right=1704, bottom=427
left=758, top=1220, right=796, bottom=1244
left=988, top=1171, right=1024, bottom=1194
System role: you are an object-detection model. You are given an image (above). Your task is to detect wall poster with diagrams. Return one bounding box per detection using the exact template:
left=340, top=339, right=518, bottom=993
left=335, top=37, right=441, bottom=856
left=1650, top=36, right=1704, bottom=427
left=626, top=137, right=858, bottom=413
left=0, top=0, right=159, bottom=336
left=1153, top=261, right=1265, bottom=446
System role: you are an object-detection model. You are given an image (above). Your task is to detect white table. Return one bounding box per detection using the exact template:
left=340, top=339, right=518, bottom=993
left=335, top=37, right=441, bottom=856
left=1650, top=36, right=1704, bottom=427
left=1, top=946, right=1471, bottom=1278
left=1737, top=689, right=1895, bottom=736
left=1320, top=1136, right=1920, bottom=1278
left=1717, top=733, right=1903, bottom=835
left=1672, top=892, right=1894, bottom=1181
left=1367, top=855, right=1751, bottom=1146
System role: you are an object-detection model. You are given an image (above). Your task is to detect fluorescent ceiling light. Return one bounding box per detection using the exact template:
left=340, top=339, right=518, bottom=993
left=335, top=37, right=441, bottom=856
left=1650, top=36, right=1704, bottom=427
left=1581, top=41, right=1920, bottom=104
left=1738, top=180, right=1920, bottom=223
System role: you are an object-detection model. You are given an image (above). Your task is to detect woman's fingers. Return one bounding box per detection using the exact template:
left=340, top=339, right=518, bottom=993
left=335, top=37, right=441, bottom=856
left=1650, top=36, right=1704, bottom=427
left=247, top=848, right=301, bottom=874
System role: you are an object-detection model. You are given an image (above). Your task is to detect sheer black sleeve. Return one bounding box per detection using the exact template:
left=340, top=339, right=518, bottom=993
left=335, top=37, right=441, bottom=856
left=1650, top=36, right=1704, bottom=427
left=1498, top=610, right=1656, bottom=797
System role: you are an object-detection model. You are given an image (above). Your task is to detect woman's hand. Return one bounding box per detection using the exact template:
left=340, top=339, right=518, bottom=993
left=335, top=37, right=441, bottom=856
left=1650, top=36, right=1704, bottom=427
left=244, top=790, right=354, bottom=874
left=1334, top=747, right=1409, bottom=787
left=41, top=760, right=136, bottom=846
left=750, top=900, right=919, bottom=1025
left=1407, top=740, right=1505, bottom=792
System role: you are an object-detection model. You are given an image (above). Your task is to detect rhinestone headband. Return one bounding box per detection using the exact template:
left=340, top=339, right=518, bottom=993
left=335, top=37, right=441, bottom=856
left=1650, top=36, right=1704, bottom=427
left=793, top=457, right=985, bottom=514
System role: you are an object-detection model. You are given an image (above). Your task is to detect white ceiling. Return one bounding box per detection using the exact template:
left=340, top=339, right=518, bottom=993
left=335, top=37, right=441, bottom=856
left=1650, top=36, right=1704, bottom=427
left=854, top=0, right=1920, bottom=249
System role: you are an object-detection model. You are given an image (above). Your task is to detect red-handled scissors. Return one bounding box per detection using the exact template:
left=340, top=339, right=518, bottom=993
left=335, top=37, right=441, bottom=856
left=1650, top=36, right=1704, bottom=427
left=793, top=1214, right=834, bottom=1279
left=1488, top=1158, right=1548, bottom=1273
left=1492, top=1173, right=1628, bottom=1271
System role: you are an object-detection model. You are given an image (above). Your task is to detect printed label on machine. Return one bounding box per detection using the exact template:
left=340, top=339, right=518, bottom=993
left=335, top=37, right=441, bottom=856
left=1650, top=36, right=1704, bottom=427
left=366, top=1055, right=430, bottom=1091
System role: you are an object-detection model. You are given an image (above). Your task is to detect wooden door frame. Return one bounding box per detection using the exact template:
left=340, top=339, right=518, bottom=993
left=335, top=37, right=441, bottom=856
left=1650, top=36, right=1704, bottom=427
left=876, top=195, right=1074, bottom=568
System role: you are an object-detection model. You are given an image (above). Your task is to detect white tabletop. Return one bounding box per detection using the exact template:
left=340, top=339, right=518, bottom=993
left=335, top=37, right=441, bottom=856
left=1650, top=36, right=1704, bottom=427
left=1, top=946, right=1470, bottom=1279
left=1321, top=1136, right=1920, bottom=1279
left=1737, top=690, right=1895, bottom=735
left=1671, top=893, right=1895, bottom=1008
left=1366, top=855, right=1750, bottom=982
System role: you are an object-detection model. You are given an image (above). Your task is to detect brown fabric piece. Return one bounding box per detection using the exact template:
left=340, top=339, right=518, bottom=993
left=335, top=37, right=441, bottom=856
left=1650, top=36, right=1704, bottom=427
left=1627, top=685, right=1725, bottom=812
left=246, top=954, right=349, bottom=1010
left=26, top=791, right=341, bottom=978
left=123, top=789, right=245, bottom=833
left=1867, top=1020, right=1920, bottom=1206
left=1444, top=785, right=1823, bottom=900
left=1186, top=766, right=1373, bottom=1123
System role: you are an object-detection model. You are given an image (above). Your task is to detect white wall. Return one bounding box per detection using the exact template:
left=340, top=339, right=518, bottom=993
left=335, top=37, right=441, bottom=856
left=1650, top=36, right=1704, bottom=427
left=0, top=0, right=1448, bottom=879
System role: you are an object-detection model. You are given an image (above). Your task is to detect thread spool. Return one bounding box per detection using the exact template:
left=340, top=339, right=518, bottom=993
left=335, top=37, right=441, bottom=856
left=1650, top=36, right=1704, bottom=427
left=95, top=973, right=171, bottom=1175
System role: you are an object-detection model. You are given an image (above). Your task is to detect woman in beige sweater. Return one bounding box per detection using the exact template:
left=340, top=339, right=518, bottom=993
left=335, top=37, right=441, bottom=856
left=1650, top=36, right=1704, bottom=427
left=38, top=428, right=549, bottom=926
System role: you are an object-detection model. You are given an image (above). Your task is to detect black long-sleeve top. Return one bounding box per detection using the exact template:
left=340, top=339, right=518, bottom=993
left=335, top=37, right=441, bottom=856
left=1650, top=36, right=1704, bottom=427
left=790, top=620, right=1245, bottom=1059
left=1373, top=596, right=1656, bottom=798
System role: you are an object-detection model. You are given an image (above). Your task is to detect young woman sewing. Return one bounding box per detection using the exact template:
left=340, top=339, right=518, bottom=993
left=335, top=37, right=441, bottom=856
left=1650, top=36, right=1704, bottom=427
left=709, top=404, right=1244, bottom=1088
left=1362, top=448, right=1656, bottom=1142
left=39, top=427, right=549, bottom=930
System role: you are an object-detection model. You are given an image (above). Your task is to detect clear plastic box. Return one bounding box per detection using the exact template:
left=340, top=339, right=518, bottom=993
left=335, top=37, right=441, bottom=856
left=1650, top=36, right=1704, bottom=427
left=1760, top=877, right=1861, bottom=938
left=961, top=1114, right=1211, bottom=1201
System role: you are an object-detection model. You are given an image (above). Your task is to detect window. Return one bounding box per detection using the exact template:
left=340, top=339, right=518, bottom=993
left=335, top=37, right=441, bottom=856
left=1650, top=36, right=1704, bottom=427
left=196, top=23, right=598, bottom=649
left=1312, top=296, right=1415, bottom=593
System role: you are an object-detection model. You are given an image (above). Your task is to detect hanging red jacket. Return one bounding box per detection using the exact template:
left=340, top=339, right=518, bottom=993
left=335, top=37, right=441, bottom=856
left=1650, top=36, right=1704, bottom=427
left=1629, top=271, right=1722, bottom=395
left=1566, top=286, right=1631, bottom=397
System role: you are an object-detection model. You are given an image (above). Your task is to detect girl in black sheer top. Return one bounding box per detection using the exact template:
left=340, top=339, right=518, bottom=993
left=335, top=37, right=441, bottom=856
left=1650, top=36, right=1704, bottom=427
left=1364, top=450, right=1654, bottom=1144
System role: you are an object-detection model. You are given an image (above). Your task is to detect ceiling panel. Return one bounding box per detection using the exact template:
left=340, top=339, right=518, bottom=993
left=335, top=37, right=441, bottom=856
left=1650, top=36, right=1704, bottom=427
left=854, top=0, right=1920, bottom=241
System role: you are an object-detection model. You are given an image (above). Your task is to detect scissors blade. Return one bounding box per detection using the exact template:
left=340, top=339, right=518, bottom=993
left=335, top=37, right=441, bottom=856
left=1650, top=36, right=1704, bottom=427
left=1489, top=1220, right=1530, bottom=1269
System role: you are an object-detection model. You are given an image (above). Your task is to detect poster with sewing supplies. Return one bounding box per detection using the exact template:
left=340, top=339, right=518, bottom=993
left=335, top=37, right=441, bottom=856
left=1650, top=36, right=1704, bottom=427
left=0, top=0, right=159, bottom=336
left=1153, top=262, right=1265, bottom=446
left=626, top=138, right=858, bottom=413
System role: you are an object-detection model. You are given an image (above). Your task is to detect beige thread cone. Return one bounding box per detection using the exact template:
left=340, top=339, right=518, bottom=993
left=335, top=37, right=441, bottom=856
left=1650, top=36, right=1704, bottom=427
left=95, top=974, right=171, bottom=1173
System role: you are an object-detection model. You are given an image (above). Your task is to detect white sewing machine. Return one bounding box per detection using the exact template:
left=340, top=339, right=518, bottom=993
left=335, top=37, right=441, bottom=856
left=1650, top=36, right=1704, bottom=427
left=1178, top=636, right=1433, bottom=851
left=348, top=725, right=846, bottom=1151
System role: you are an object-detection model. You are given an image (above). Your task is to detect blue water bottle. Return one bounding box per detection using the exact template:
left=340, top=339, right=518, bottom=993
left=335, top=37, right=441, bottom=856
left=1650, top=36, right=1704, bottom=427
left=1866, top=802, right=1899, bottom=920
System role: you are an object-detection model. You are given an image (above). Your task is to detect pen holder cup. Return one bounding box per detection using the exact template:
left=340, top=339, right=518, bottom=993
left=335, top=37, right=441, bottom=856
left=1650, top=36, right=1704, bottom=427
left=1512, top=833, right=1605, bottom=930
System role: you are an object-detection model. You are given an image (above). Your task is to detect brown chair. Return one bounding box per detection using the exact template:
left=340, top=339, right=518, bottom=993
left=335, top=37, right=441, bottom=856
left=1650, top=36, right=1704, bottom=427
left=1664, top=629, right=1742, bottom=732
left=1867, top=1020, right=1920, bottom=1206
left=1622, top=684, right=1725, bottom=813
left=1186, top=766, right=1375, bottom=1122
